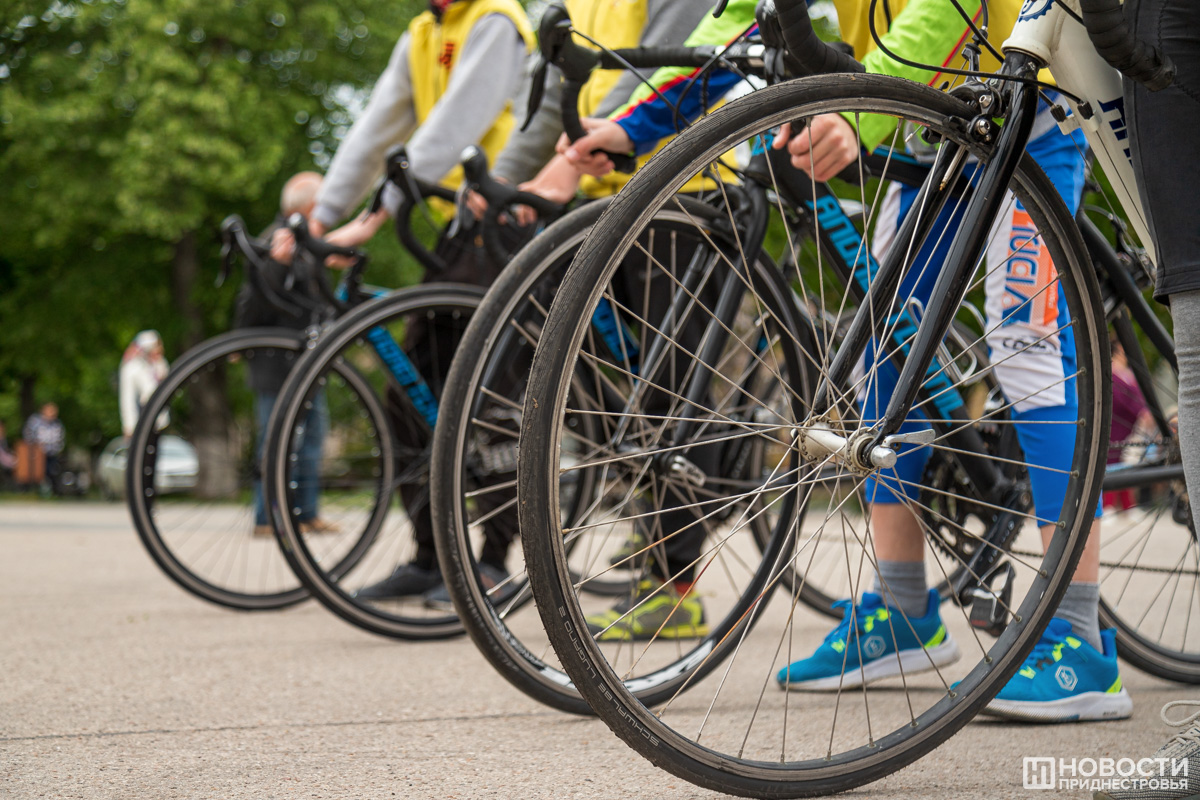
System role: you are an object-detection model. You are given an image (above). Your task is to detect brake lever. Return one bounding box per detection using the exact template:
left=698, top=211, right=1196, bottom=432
left=217, top=239, right=234, bottom=288
left=217, top=214, right=245, bottom=287
left=521, top=55, right=549, bottom=132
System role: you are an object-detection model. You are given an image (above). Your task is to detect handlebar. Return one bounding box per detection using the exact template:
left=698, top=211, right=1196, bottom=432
left=218, top=214, right=308, bottom=319
left=534, top=4, right=639, bottom=173
left=372, top=145, right=459, bottom=275
left=526, top=5, right=788, bottom=176
left=772, top=0, right=864, bottom=77
left=1079, top=0, right=1174, bottom=92
left=286, top=214, right=369, bottom=315
left=460, top=145, right=563, bottom=263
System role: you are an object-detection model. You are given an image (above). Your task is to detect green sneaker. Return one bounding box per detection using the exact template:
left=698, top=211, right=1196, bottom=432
left=585, top=578, right=709, bottom=641
left=608, top=530, right=649, bottom=568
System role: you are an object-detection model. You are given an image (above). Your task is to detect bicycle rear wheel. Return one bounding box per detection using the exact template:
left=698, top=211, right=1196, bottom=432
left=263, top=283, right=486, bottom=639
left=518, top=75, right=1109, bottom=796
left=1097, top=320, right=1199, bottom=682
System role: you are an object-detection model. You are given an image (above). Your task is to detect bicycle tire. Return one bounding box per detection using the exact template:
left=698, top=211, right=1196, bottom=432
left=431, top=197, right=815, bottom=712
left=126, top=328, right=376, bottom=610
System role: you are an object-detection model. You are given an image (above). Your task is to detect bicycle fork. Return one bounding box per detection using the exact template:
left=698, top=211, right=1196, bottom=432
left=795, top=62, right=1045, bottom=628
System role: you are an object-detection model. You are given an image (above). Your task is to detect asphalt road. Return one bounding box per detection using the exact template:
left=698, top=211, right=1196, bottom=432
left=1, top=501, right=1191, bottom=799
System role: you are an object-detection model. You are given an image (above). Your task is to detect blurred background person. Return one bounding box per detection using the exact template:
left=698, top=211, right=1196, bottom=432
left=0, top=420, right=16, bottom=487
left=237, top=172, right=336, bottom=538
left=23, top=403, right=65, bottom=495
left=119, top=330, right=169, bottom=440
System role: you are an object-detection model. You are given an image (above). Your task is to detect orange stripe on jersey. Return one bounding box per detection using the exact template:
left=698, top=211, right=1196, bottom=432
left=1002, top=209, right=1059, bottom=331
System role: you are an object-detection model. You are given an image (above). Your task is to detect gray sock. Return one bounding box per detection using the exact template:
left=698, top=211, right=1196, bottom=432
left=873, top=560, right=928, bottom=618
left=1056, top=581, right=1102, bottom=651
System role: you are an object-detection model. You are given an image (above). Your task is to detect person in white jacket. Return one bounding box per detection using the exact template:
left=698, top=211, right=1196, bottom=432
left=119, top=330, right=168, bottom=439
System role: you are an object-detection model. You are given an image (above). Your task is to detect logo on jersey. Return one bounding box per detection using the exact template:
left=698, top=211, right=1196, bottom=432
left=439, top=41, right=456, bottom=67
left=1001, top=209, right=1060, bottom=334
left=1019, top=0, right=1055, bottom=21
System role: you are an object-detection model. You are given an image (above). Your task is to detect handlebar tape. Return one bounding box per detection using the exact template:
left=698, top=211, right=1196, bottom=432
left=773, top=0, right=864, bottom=76
left=1079, top=0, right=1174, bottom=92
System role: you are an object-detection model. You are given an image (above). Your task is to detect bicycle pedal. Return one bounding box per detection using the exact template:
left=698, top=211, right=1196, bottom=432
left=966, top=561, right=1015, bottom=637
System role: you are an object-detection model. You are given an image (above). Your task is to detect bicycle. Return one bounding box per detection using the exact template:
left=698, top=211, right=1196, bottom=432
left=126, top=163, right=483, bottom=613
left=258, top=152, right=563, bottom=639
left=428, top=2, right=1195, bottom=726
left=513, top=0, right=1178, bottom=794
left=126, top=215, right=388, bottom=609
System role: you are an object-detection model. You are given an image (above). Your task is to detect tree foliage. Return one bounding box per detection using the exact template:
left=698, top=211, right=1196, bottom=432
left=0, top=0, right=422, bottom=449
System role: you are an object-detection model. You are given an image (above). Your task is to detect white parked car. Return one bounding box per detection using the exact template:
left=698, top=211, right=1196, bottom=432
left=97, top=435, right=199, bottom=500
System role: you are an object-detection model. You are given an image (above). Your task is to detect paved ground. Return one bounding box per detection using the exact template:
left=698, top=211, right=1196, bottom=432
left=1, top=501, right=1193, bottom=800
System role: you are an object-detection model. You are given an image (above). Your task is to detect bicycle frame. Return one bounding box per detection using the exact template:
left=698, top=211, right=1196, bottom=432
left=1005, top=0, right=1154, bottom=262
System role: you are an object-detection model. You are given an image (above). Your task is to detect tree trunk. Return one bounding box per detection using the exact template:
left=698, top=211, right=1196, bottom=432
left=18, top=375, right=36, bottom=422
left=172, top=232, right=236, bottom=499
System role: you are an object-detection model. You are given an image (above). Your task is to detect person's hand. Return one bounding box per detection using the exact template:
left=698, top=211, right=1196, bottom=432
left=322, top=209, right=389, bottom=268
left=513, top=156, right=580, bottom=226
left=466, top=189, right=489, bottom=221
left=270, top=227, right=296, bottom=264
left=557, top=118, right=634, bottom=177
left=773, top=114, right=860, bottom=182
left=269, top=218, right=327, bottom=264
left=465, top=176, right=510, bottom=222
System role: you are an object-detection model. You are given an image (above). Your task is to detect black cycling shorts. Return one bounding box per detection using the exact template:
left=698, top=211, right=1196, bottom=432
left=1124, top=0, right=1200, bottom=301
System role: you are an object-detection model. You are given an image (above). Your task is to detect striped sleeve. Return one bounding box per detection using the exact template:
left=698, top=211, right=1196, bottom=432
left=853, top=0, right=983, bottom=150
left=608, top=0, right=758, bottom=154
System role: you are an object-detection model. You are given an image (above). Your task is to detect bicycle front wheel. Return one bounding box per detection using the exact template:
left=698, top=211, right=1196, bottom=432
left=519, top=75, right=1109, bottom=797
left=431, top=196, right=815, bottom=713
left=126, top=328, right=313, bottom=609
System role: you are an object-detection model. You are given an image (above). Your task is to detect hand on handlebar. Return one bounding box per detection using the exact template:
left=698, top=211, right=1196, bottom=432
left=557, top=118, right=634, bottom=177
left=773, top=115, right=859, bottom=183
left=270, top=218, right=327, bottom=264
left=514, top=156, right=582, bottom=226
left=323, top=209, right=389, bottom=267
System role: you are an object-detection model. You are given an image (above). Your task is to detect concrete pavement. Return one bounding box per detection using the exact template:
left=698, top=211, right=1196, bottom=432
left=1, top=501, right=1192, bottom=799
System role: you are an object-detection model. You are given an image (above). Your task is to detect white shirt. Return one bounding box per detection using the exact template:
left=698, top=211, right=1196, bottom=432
left=119, top=356, right=168, bottom=436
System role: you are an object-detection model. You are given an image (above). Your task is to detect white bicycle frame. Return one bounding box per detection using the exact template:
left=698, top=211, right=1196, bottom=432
left=1004, top=0, right=1156, bottom=264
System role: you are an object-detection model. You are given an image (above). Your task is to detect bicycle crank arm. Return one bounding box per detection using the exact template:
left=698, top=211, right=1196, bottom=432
left=951, top=484, right=1031, bottom=605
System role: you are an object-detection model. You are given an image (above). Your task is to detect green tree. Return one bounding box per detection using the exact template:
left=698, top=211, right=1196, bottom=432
left=0, top=0, right=420, bottom=476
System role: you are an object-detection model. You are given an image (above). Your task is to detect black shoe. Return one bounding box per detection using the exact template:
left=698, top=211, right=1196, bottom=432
left=423, top=562, right=518, bottom=612
left=355, top=563, right=442, bottom=600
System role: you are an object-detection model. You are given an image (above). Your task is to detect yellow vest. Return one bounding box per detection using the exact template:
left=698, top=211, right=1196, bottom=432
left=566, top=0, right=721, bottom=197
left=408, top=0, right=534, bottom=196
left=833, top=0, right=1018, bottom=78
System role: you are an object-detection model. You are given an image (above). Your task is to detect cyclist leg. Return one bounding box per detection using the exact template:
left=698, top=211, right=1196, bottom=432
left=1104, top=3, right=1200, bottom=791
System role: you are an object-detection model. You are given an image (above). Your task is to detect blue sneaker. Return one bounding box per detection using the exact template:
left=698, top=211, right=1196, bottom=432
left=776, top=589, right=959, bottom=691
left=982, top=618, right=1132, bottom=723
